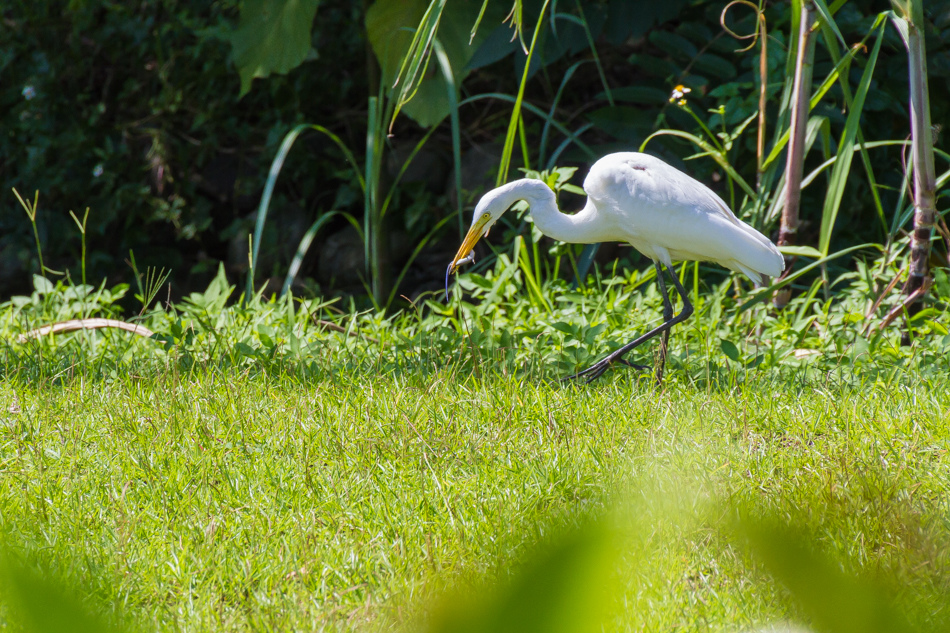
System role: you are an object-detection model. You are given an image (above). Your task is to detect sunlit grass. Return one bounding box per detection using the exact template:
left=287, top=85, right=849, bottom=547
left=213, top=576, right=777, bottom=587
left=1, top=371, right=948, bottom=631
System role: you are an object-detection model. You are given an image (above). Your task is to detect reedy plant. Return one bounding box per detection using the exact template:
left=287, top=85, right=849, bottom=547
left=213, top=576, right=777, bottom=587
left=889, top=0, right=939, bottom=339
left=774, top=0, right=816, bottom=309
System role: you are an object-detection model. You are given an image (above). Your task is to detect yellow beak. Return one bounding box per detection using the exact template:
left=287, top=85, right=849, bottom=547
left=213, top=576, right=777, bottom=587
left=445, top=215, right=491, bottom=301
left=448, top=215, right=491, bottom=275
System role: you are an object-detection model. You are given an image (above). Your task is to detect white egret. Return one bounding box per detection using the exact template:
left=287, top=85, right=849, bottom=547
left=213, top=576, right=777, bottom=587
left=446, top=152, right=785, bottom=383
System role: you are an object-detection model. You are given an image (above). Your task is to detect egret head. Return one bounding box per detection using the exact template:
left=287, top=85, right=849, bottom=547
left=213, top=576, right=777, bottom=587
left=450, top=199, right=502, bottom=265
left=444, top=191, right=509, bottom=299
left=444, top=179, right=554, bottom=300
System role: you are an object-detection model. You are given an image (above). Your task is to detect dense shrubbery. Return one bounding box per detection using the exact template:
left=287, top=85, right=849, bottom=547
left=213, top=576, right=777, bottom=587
left=4, top=0, right=948, bottom=305
left=2, top=0, right=365, bottom=296
left=3, top=249, right=948, bottom=385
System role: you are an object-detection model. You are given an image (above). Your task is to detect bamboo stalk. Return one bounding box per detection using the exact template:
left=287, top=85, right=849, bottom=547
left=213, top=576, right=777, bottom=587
left=893, top=0, right=937, bottom=340
left=774, top=0, right=816, bottom=309
left=755, top=11, right=768, bottom=186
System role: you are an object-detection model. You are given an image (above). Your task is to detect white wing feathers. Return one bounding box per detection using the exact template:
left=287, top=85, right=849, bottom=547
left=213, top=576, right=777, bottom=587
left=583, top=153, right=784, bottom=283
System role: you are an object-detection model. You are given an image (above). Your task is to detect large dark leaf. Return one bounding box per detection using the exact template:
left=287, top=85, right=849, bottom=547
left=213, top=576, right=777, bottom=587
left=227, top=0, right=320, bottom=97
left=366, top=0, right=504, bottom=127
left=692, top=53, right=737, bottom=79
left=586, top=106, right=655, bottom=142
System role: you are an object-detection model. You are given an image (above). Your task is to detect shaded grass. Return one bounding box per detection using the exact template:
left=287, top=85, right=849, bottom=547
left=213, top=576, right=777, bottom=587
left=1, top=370, right=949, bottom=631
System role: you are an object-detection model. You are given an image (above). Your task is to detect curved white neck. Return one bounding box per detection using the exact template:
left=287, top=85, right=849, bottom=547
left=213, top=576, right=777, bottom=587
left=490, top=179, right=606, bottom=244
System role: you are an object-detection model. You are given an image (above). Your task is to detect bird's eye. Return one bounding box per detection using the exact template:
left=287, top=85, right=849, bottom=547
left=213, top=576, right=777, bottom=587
left=482, top=213, right=490, bottom=220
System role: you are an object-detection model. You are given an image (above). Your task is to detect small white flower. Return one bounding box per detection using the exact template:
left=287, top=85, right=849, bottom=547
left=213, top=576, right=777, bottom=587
left=22, top=85, right=36, bottom=100
left=669, top=84, right=691, bottom=103
left=92, top=164, right=104, bottom=178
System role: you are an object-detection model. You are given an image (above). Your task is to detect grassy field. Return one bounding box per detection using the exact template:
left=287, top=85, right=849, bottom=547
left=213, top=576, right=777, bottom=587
left=2, top=369, right=949, bottom=631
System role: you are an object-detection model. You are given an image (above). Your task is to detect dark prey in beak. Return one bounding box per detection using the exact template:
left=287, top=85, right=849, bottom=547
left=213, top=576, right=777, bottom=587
left=444, top=252, right=475, bottom=301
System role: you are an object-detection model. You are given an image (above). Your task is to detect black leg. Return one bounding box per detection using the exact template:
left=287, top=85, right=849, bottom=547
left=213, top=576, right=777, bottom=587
left=563, top=261, right=694, bottom=384
left=654, top=261, right=674, bottom=385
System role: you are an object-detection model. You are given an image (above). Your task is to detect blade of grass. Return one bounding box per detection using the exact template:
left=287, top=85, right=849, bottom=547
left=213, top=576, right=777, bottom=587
left=469, top=0, right=491, bottom=42
left=462, top=93, right=597, bottom=160
left=385, top=215, right=453, bottom=307
left=817, top=20, right=885, bottom=256
left=546, top=122, right=594, bottom=169
left=816, top=12, right=890, bottom=240
left=515, top=235, right=551, bottom=312
left=431, top=38, right=464, bottom=238
left=811, top=0, right=848, bottom=50
left=280, top=210, right=362, bottom=297
left=539, top=61, right=585, bottom=166
left=761, top=39, right=865, bottom=170
left=570, top=3, right=613, bottom=106
left=497, top=0, right=551, bottom=185
left=245, top=123, right=363, bottom=305
left=740, top=242, right=881, bottom=312
left=388, top=0, right=447, bottom=131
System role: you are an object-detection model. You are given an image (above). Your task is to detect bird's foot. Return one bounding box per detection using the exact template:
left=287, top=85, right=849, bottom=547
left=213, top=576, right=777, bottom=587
left=561, top=355, right=650, bottom=384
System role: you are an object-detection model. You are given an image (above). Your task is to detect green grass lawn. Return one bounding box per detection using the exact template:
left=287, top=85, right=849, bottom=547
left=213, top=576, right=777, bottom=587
left=2, top=371, right=948, bottom=631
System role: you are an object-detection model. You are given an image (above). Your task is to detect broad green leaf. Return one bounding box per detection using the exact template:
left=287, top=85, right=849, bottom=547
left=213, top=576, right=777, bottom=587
left=227, top=0, right=320, bottom=97
left=648, top=31, right=697, bottom=59
left=551, top=321, right=577, bottom=335
left=235, top=341, right=256, bottom=356
left=720, top=339, right=740, bottom=361
left=934, top=268, right=950, bottom=297
left=366, top=0, right=503, bottom=127
left=33, top=274, right=54, bottom=295
left=692, top=53, right=736, bottom=79
left=602, top=86, right=668, bottom=105
left=740, top=519, right=920, bottom=633
left=0, top=554, right=125, bottom=633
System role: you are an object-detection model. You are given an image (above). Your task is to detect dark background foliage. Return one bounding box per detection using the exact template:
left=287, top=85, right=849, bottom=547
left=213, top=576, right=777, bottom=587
left=2, top=0, right=948, bottom=302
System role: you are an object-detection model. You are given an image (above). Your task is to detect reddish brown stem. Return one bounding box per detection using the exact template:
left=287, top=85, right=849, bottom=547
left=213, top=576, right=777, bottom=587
left=774, top=1, right=816, bottom=309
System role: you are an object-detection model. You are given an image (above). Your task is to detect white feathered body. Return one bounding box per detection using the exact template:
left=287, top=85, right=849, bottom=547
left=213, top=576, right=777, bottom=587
left=475, top=152, right=784, bottom=284
left=578, top=153, right=783, bottom=282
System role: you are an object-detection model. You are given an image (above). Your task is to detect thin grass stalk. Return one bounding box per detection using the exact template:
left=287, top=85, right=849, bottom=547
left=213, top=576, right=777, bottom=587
left=281, top=210, right=351, bottom=297
left=244, top=123, right=363, bottom=305
left=13, top=189, right=45, bottom=278
left=538, top=61, right=584, bottom=166
left=572, top=1, right=613, bottom=106
left=814, top=14, right=888, bottom=236
left=774, top=0, right=816, bottom=309
left=431, top=39, right=464, bottom=239
left=461, top=93, right=597, bottom=159
left=497, top=0, right=551, bottom=186
left=755, top=13, right=767, bottom=185
left=891, top=0, right=937, bottom=337
left=365, top=96, right=394, bottom=308
left=816, top=17, right=886, bottom=257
